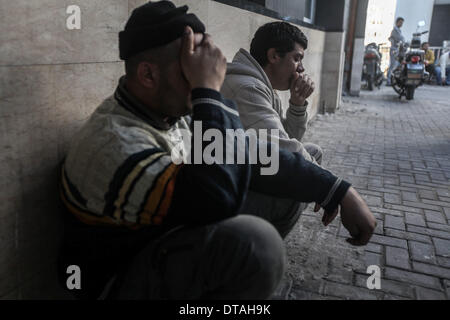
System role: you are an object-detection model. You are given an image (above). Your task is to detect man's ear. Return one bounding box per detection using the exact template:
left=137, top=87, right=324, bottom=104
left=136, top=61, right=159, bottom=89
left=267, top=48, right=280, bottom=65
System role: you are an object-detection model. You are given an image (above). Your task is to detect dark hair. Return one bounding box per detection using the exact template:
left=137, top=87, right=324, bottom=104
left=396, top=17, right=404, bottom=23
left=421, top=42, right=429, bottom=48
left=250, top=22, right=308, bottom=68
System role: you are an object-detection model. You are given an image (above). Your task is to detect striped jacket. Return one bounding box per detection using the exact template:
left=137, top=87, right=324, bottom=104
left=61, top=78, right=248, bottom=230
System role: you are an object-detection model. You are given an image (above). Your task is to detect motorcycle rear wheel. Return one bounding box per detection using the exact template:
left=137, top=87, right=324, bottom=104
left=391, top=76, right=403, bottom=95
left=405, top=86, right=415, bottom=100
left=368, top=77, right=374, bottom=91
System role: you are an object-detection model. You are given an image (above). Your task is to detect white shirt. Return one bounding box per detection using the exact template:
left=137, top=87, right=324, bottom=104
left=440, top=52, right=450, bottom=78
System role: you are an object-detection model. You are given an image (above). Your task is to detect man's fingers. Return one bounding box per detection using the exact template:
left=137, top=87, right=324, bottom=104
left=193, top=33, right=204, bottom=48
left=346, top=238, right=367, bottom=247
left=322, top=208, right=338, bottom=226
left=297, top=75, right=312, bottom=97
left=291, top=73, right=302, bottom=92
left=346, top=229, right=372, bottom=247
left=314, top=203, right=321, bottom=212
left=297, top=80, right=310, bottom=97
left=356, top=228, right=373, bottom=246
left=324, top=208, right=339, bottom=226
left=182, top=26, right=195, bottom=56
left=305, top=84, right=315, bottom=98
left=201, top=33, right=213, bottom=47
left=346, top=238, right=363, bottom=246
left=291, top=73, right=315, bottom=105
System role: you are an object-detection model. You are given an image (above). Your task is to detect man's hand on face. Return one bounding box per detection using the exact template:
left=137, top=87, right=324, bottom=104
left=289, top=73, right=315, bottom=107
left=314, top=187, right=377, bottom=247
left=180, top=26, right=227, bottom=92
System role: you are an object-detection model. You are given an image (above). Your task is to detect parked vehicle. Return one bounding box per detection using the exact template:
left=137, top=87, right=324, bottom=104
left=362, top=42, right=384, bottom=90
left=390, top=21, right=428, bottom=100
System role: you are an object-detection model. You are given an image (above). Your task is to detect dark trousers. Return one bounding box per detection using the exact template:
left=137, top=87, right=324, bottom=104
left=113, top=215, right=285, bottom=299
left=426, top=64, right=436, bottom=76
left=112, top=146, right=324, bottom=299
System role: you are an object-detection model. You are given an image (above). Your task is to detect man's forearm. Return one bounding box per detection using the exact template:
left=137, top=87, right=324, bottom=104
left=283, top=101, right=308, bottom=142
left=169, top=88, right=251, bottom=225
left=249, top=145, right=351, bottom=212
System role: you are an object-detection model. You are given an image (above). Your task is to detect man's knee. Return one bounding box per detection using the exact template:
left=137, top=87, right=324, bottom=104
left=210, top=215, right=286, bottom=298
left=214, top=215, right=286, bottom=272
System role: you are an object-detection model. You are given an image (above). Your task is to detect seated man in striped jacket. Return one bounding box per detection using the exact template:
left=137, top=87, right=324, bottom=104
left=58, top=1, right=376, bottom=300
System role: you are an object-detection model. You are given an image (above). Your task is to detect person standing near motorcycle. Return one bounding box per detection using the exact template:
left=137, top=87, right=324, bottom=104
left=387, top=17, right=405, bottom=86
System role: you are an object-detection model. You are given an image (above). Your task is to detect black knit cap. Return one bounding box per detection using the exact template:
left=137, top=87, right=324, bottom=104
left=119, top=1, right=205, bottom=60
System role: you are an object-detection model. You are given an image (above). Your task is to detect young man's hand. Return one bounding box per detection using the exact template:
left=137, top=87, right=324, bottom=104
left=340, top=187, right=377, bottom=246
left=289, top=73, right=315, bottom=106
left=314, top=203, right=339, bottom=227
left=314, top=187, right=376, bottom=246
left=180, top=26, right=227, bottom=92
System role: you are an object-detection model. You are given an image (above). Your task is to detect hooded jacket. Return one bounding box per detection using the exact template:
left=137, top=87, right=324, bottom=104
left=221, top=49, right=318, bottom=232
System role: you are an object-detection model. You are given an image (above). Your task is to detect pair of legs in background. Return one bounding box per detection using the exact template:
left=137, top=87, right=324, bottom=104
left=435, top=66, right=450, bottom=85
left=113, top=143, right=323, bottom=299
left=425, top=64, right=436, bottom=83
left=387, top=51, right=400, bottom=86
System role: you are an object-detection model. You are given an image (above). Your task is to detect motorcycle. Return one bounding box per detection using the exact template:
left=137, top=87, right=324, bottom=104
left=362, top=42, right=384, bottom=90
left=390, top=21, right=428, bottom=100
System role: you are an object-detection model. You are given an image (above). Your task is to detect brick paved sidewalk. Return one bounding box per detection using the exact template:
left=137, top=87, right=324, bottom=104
left=278, top=84, right=450, bottom=300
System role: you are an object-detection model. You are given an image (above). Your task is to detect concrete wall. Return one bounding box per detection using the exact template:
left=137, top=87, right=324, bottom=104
left=348, top=0, right=369, bottom=96
left=394, top=0, right=435, bottom=43
left=314, top=0, right=350, bottom=112
left=320, top=32, right=346, bottom=113
left=0, top=0, right=127, bottom=299
left=0, top=0, right=328, bottom=299
left=349, top=38, right=365, bottom=96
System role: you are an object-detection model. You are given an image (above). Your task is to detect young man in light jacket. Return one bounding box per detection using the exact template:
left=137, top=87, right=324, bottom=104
left=221, top=22, right=323, bottom=237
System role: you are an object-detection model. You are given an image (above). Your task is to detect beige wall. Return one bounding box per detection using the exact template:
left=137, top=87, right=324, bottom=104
left=0, top=0, right=328, bottom=298
left=0, top=0, right=129, bottom=299
left=320, top=31, right=346, bottom=113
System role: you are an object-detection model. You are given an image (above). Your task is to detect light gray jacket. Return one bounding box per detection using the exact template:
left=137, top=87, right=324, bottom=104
left=221, top=49, right=315, bottom=234
left=389, top=26, right=405, bottom=49
left=221, top=49, right=314, bottom=163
